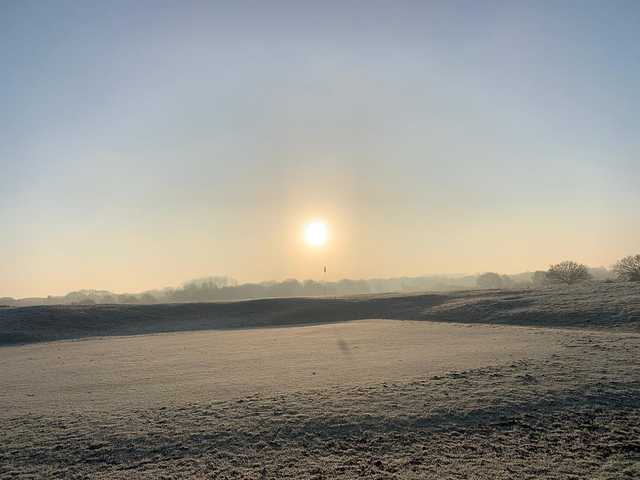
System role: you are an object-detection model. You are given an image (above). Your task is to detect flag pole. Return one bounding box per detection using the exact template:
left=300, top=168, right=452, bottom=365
left=323, top=264, right=327, bottom=297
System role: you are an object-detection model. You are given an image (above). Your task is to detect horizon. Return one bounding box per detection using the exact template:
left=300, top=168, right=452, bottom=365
left=2, top=264, right=616, bottom=301
left=3, top=1, right=639, bottom=298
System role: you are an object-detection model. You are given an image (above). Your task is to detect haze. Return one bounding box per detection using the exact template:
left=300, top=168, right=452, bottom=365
left=2, top=1, right=639, bottom=298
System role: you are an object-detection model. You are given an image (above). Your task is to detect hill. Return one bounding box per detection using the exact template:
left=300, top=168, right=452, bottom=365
left=1, top=282, right=639, bottom=346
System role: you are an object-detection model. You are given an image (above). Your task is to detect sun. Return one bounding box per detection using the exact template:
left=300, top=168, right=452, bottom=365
left=304, top=220, right=328, bottom=247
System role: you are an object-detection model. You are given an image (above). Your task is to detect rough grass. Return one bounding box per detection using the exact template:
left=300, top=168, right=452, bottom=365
left=1, top=282, right=639, bottom=346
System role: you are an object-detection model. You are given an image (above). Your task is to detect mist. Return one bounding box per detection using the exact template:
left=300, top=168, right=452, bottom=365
left=0, top=266, right=616, bottom=307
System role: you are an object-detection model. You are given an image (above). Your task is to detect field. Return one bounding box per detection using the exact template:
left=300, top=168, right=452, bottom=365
left=1, top=283, right=640, bottom=478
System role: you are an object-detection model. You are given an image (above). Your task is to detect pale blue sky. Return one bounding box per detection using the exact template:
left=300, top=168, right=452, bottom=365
left=1, top=1, right=639, bottom=297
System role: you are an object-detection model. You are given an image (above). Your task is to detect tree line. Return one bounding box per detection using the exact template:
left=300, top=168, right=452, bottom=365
left=2, top=255, right=638, bottom=307
left=477, top=254, right=640, bottom=288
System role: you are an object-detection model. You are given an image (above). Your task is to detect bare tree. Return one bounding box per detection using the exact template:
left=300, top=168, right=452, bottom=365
left=613, top=254, right=640, bottom=282
left=546, top=261, right=591, bottom=285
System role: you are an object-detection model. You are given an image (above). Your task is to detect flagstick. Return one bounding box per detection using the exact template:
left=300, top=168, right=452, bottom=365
left=323, top=264, right=327, bottom=297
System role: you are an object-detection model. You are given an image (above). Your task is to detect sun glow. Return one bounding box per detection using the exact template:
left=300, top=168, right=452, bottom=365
left=304, top=221, right=328, bottom=247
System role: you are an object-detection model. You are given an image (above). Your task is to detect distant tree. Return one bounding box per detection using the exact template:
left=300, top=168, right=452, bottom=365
left=531, top=271, right=549, bottom=287
left=118, top=294, right=139, bottom=304
left=102, top=294, right=117, bottom=304
left=0, top=297, right=17, bottom=307
left=139, top=293, right=157, bottom=304
left=500, top=275, right=516, bottom=289
left=613, top=255, right=640, bottom=282
left=546, top=261, right=592, bottom=285
left=588, top=267, right=613, bottom=282
left=77, top=298, right=95, bottom=305
left=476, top=272, right=504, bottom=289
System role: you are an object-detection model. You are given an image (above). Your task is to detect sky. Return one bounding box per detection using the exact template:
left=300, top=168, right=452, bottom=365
left=1, top=0, right=639, bottom=297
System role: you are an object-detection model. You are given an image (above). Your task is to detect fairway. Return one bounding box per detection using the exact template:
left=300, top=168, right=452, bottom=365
left=0, top=320, right=564, bottom=417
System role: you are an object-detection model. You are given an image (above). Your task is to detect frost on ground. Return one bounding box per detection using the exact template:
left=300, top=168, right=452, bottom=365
left=1, top=328, right=640, bottom=479
left=1, top=283, right=640, bottom=479
left=0, top=321, right=566, bottom=416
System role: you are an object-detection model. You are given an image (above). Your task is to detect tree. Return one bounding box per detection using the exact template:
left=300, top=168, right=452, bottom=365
left=139, top=293, right=157, bottom=304
left=546, top=261, right=591, bottom=285
left=613, top=254, right=640, bottom=282
left=500, top=275, right=515, bottom=288
left=476, top=272, right=504, bottom=289
left=531, top=271, right=549, bottom=287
